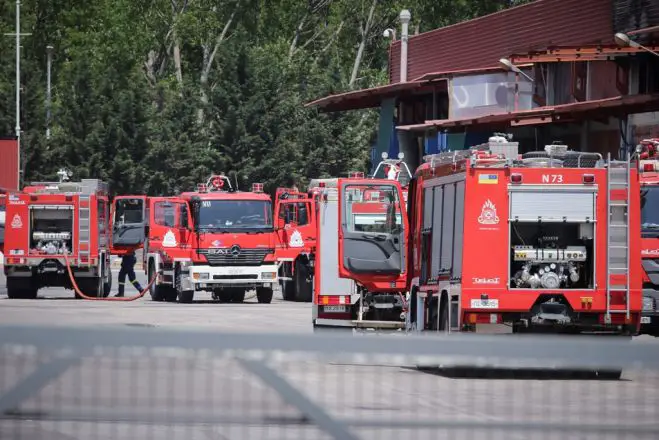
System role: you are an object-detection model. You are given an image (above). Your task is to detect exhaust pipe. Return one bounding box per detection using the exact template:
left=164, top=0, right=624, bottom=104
left=399, top=10, right=411, bottom=83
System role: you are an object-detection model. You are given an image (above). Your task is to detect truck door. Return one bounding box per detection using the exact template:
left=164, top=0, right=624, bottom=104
left=111, top=196, right=147, bottom=251
left=275, top=197, right=315, bottom=250
left=148, top=197, right=192, bottom=253
left=338, top=179, right=408, bottom=284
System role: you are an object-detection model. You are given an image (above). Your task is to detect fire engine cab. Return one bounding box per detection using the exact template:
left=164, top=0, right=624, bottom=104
left=274, top=187, right=315, bottom=302
left=3, top=174, right=113, bottom=299
left=638, top=138, right=659, bottom=336
left=117, top=174, right=279, bottom=304
left=312, top=176, right=409, bottom=332
left=405, top=139, right=642, bottom=338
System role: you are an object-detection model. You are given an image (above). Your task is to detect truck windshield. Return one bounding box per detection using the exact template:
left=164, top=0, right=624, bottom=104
left=198, top=200, right=273, bottom=231
left=641, top=186, right=659, bottom=237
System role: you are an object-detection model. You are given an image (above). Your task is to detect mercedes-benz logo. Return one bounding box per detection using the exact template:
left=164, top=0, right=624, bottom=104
left=230, top=245, right=241, bottom=257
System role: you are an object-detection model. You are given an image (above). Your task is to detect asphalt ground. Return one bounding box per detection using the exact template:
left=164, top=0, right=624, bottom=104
left=1, top=266, right=658, bottom=440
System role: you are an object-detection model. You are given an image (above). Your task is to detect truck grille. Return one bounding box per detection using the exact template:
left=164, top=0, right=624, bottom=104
left=198, top=248, right=273, bottom=266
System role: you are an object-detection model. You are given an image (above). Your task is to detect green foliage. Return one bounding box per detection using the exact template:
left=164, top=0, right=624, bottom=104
left=0, top=0, right=527, bottom=195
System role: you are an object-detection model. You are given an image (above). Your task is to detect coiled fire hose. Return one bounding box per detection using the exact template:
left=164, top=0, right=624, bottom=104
left=63, top=253, right=157, bottom=301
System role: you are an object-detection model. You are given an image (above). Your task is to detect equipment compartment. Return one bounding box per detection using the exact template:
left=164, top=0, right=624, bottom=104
left=509, top=222, right=594, bottom=290
left=29, top=205, right=74, bottom=255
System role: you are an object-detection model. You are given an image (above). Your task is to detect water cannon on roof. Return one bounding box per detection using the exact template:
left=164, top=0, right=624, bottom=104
left=372, top=151, right=412, bottom=185
left=199, top=174, right=234, bottom=193
left=56, top=168, right=72, bottom=183
left=637, top=138, right=659, bottom=173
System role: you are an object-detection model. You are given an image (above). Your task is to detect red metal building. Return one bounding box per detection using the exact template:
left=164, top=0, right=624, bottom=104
left=306, top=0, right=659, bottom=171
left=0, top=138, right=19, bottom=191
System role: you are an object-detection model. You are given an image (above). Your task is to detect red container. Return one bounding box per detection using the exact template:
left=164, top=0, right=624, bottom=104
left=0, top=137, right=19, bottom=191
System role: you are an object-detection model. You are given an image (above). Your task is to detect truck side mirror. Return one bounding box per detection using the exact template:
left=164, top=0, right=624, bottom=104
left=190, top=197, right=201, bottom=231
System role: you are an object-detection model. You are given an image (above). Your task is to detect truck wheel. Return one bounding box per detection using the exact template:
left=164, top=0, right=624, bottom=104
left=102, top=261, right=112, bottom=298
left=215, top=289, right=233, bottom=303
left=175, top=265, right=194, bottom=303
left=148, top=261, right=165, bottom=301
left=294, top=260, right=312, bottom=302
left=6, top=277, right=37, bottom=299
left=164, top=287, right=178, bottom=302
left=282, top=280, right=295, bottom=301
left=76, top=277, right=103, bottom=299
left=256, top=287, right=273, bottom=304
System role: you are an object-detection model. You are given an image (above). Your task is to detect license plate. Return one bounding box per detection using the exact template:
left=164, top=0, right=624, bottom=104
left=641, top=316, right=651, bottom=324
left=228, top=268, right=244, bottom=275
left=470, top=299, right=499, bottom=309
left=324, top=305, right=347, bottom=313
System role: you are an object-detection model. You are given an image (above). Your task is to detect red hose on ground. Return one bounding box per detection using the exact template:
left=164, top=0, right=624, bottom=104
left=63, top=253, right=158, bottom=301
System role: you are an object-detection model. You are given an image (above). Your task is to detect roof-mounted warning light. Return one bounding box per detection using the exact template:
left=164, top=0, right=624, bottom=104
left=318, top=182, right=326, bottom=188
left=197, top=183, right=208, bottom=193
left=348, top=171, right=365, bottom=178
left=252, top=183, right=264, bottom=193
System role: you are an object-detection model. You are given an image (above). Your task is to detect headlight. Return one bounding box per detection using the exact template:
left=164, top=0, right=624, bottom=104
left=262, top=272, right=277, bottom=280
left=193, top=272, right=209, bottom=280
left=643, top=296, right=655, bottom=312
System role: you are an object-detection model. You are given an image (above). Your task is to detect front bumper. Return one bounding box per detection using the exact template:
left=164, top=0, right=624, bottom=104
left=189, top=264, right=279, bottom=289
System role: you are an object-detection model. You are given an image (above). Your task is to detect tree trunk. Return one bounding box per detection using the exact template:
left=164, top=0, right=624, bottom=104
left=349, top=0, right=378, bottom=87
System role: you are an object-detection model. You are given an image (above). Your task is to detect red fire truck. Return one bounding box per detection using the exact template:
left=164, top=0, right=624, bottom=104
left=3, top=177, right=113, bottom=299
left=311, top=176, right=409, bottom=332
left=117, top=174, right=279, bottom=303
left=638, top=138, right=659, bottom=336
left=274, top=187, right=316, bottom=302
left=405, top=140, right=642, bottom=337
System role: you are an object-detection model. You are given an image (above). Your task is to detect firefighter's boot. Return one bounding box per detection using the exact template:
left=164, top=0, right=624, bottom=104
left=115, top=283, right=125, bottom=297
left=132, top=279, right=144, bottom=293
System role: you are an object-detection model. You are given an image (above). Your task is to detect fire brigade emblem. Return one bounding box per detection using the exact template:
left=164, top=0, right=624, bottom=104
left=211, top=240, right=222, bottom=248
left=162, top=230, right=177, bottom=247
left=477, top=199, right=499, bottom=225
left=289, top=230, right=304, bottom=248
left=10, top=214, right=22, bottom=229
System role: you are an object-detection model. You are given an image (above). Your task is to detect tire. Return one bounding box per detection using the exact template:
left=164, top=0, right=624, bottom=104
left=6, top=277, right=37, bottom=299
left=256, top=286, right=273, bottom=304
left=148, top=261, right=165, bottom=301
left=294, top=260, right=312, bottom=302
left=164, top=287, right=178, bottom=302
left=102, top=261, right=112, bottom=297
left=438, top=296, right=449, bottom=332
left=175, top=265, right=194, bottom=303
left=282, top=280, right=295, bottom=301
left=77, top=276, right=103, bottom=299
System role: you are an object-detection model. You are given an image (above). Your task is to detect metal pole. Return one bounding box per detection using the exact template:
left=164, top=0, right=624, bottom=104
left=15, top=0, right=21, bottom=190
left=46, top=45, right=53, bottom=140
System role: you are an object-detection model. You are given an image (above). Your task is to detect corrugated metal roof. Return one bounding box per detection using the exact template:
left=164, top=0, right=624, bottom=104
left=396, top=93, right=659, bottom=132
left=305, top=79, right=448, bottom=112
left=613, top=0, right=659, bottom=41
left=389, top=0, right=614, bottom=83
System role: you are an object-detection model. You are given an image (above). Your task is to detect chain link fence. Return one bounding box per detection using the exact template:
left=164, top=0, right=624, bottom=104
left=1, top=325, right=658, bottom=440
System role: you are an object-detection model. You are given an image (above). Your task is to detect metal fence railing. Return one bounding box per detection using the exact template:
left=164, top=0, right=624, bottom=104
left=1, top=324, right=658, bottom=440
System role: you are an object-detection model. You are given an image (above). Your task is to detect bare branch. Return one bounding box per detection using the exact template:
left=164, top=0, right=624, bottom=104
left=202, top=5, right=238, bottom=81
left=288, top=13, right=308, bottom=61
left=320, top=21, right=344, bottom=53
left=349, top=0, right=378, bottom=87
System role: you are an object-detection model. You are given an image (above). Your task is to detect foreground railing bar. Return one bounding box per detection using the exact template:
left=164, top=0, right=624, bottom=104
left=0, top=325, right=657, bottom=370
left=0, top=353, right=82, bottom=414
left=2, top=410, right=658, bottom=436
left=238, top=358, right=360, bottom=440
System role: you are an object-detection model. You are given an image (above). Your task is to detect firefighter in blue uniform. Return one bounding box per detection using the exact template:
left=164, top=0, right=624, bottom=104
left=115, top=251, right=143, bottom=297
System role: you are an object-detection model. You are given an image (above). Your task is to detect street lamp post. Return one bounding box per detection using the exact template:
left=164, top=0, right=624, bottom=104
left=46, top=44, right=53, bottom=140
left=3, top=1, right=31, bottom=190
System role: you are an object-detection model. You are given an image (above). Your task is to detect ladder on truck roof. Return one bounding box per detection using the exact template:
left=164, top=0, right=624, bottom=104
left=78, top=194, right=91, bottom=264
left=605, top=153, right=631, bottom=323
